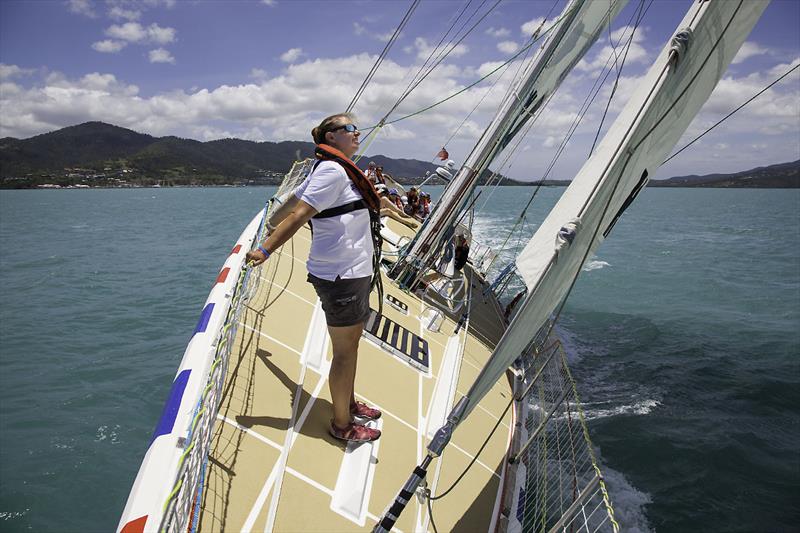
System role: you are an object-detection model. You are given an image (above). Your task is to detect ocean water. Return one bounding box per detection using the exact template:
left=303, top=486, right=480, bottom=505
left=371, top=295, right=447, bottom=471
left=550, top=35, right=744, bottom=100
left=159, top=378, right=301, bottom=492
left=0, top=186, right=798, bottom=532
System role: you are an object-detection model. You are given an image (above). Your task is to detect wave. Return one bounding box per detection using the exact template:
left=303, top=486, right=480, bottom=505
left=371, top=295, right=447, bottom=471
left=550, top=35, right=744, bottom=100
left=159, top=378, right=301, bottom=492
left=94, top=424, right=121, bottom=444
left=583, top=259, right=610, bottom=272
left=601, top=466, right=653, bottom=533
left=582, top=399, right=660, bottom=421
left=0, top=509, right=30, bottom=521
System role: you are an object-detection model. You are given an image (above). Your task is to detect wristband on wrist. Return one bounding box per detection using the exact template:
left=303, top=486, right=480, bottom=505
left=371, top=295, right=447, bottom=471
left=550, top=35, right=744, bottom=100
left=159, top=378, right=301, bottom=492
left=257, top=245, right=271, bottom=259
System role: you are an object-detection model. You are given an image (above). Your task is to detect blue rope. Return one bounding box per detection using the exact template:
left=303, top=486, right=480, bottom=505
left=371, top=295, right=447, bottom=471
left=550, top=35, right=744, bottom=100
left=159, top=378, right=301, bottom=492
left=190, top=455, right=209, bottom=533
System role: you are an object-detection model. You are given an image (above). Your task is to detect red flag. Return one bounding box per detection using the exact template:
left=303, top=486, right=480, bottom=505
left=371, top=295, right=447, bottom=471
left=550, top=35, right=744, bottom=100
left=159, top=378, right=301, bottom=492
left=437, top=147, right=449, bottom=161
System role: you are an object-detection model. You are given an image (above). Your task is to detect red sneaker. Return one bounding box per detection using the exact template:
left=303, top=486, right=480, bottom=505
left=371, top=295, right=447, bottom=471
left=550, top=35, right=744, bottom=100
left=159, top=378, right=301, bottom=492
left=351, top=401, right=382, bottom=421
left=329, top=421, right=381, bottom=443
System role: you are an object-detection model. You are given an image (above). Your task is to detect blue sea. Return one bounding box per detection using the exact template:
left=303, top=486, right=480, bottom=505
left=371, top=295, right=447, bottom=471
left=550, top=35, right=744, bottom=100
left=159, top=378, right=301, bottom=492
left=0, top=186, right=798, bottom=532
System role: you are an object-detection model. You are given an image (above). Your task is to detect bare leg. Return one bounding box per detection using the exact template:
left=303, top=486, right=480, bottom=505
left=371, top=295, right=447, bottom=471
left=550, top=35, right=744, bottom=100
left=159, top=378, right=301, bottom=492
left=327, top=322, right=364, bottom=428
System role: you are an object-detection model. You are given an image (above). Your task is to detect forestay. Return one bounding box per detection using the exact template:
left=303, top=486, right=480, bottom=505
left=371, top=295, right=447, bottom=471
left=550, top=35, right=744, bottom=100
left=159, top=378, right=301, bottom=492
left=459, top=0, right=769, bottom=422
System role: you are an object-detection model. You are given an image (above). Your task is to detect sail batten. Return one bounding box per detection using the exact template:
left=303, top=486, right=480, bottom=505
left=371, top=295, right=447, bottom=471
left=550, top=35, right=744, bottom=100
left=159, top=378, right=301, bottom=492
left=459, top=0, right=769, bottom=423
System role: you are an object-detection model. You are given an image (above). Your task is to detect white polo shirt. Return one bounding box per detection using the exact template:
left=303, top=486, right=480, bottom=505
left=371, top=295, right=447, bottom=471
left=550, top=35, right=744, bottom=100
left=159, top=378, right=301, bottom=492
left=295, top=160, right=374, bottom=281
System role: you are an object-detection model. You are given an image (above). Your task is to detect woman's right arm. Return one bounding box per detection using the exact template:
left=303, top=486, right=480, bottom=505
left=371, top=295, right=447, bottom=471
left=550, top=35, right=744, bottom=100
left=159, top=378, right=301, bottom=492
left=246, top=199, right=318, bottom=265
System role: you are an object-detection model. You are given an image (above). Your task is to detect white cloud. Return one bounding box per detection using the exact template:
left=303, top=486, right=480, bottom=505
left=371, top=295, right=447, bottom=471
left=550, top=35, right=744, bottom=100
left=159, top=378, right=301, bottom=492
left=92, top=40, right=127, bottom=53
left=143, top=0, right=176, bottom=7
left=497, top=41, right=519, bottom=55
left=105, top=22, right=176, bottom=45
left=280, top=48, right=303, bottom=63
left=106, top=22, right=146, bottom=42
left=147, top=24, right=176, bottom=44
left=405, top=37, right=468, bottom=61
left=486, top=27, right=510, bottom=38
left=608, top=25, right=646, bottom=46
left=0, top=64, right=36, bottom=80
left=67, top=0, right=96, bottom=18
left=732, top=41, right=770, bottom=64
left=521, top=17, right=555, bottom=39
left=108, top=6, right=141, bottom=21
left=149, top=48, right=175, bottom=64
left=767, top=57, right=800, bottom=77
left=576, top=26, right=649, bottom=73
left=250, top=68, right=268, bottom=80
left=261, top=0, right=277, bottom=6
left=353, top=22, right=394, bottom=43
left=1, top=49, right=796, bottom=180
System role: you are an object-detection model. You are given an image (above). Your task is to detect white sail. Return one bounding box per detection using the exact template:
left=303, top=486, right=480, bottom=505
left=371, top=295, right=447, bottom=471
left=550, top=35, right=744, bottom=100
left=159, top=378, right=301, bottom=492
left=458, top=0, right=769, bottom=422
left=395, top=0, right=629, bottom=284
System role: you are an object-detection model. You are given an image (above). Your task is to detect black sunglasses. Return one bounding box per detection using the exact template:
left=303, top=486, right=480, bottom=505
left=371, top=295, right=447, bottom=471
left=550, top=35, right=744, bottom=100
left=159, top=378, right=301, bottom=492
left=330, top=123, right=358, bottom=133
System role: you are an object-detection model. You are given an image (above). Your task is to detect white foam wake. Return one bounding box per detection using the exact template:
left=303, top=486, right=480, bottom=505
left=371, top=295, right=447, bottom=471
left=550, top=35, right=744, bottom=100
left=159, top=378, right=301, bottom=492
left=602, top=466, right=653, bottom=532
left=583, top=259, right=611, bottom=271
left=583, top=399, right=660, bottom=421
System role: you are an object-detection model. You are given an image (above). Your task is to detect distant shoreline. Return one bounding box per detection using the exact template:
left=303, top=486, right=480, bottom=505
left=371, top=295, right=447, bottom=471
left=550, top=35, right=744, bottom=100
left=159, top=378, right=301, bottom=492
left=2, top=122, right=797, bottom=189
left=4, top=181, right=799, bottom=190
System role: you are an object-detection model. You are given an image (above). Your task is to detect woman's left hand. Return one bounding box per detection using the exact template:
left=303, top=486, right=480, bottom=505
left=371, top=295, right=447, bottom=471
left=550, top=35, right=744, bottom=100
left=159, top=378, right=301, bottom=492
left=246, top=249, right=268, bottom=266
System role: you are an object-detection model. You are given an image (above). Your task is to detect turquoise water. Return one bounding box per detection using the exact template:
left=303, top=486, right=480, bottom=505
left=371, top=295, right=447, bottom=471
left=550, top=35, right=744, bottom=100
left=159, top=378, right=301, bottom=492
left=0, top=186, right=798, bottom=531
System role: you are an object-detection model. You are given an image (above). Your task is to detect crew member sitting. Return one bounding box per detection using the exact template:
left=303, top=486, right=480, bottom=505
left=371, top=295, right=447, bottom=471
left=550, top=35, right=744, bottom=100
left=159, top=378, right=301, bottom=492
left=405, top=187, right=420, bottom=217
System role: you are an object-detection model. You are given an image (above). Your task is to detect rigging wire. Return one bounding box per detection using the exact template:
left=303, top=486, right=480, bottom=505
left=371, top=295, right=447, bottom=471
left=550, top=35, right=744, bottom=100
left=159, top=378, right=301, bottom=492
left=663, top=62, right=799, bottom=164
left=359, top=0, right=586, bottom=135
left=423, top=6, right=547, bottom=165
left=386, top=0, right=501, bottom=119
left=472, top=0, right=650, bottom=272
left=419, top=0, right=488, bottom=89
left=516, top=0, right=652, bottom=221
left=346, top=0, right=420, bottom=113
left=398, top=0, right=477, bottom=115
left=587, top=0, right=647, bottom=155
left=417, top=3, right=658, bottom=504
left=544, top=0, right=751, bottom=347
left=355, top=0, right=492, bottom=154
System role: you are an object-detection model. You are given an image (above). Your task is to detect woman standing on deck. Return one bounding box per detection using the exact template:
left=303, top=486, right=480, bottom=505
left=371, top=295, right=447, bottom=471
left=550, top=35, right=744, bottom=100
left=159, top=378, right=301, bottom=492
left=246, top=113, right=382, bottom=444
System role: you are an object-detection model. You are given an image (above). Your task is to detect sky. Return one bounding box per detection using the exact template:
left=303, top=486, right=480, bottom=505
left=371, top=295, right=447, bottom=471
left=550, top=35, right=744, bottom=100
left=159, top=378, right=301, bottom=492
left=0, top=0, right=798, bottom=181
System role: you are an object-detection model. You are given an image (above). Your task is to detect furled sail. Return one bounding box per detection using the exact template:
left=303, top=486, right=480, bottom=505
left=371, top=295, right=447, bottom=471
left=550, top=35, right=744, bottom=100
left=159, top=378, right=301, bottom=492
left=459, top=0, right=769, bottom=422
left=393, top=0, right=629, bottom=286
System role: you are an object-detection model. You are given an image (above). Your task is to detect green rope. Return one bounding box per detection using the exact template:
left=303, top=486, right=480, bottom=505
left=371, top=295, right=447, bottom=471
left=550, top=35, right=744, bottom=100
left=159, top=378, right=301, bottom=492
left=560, top=344, right=620, bottom=532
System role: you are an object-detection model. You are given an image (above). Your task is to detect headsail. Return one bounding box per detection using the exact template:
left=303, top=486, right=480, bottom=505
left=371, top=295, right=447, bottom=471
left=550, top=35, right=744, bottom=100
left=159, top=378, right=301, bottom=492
left=392, top=0, right=630, bottom=287
left=459, top=0, right=770, bottom=423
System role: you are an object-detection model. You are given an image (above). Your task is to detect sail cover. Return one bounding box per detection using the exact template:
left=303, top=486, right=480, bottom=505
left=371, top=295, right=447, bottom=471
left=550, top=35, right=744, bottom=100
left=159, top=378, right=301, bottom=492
left=457, top=0, right=769, bottom=421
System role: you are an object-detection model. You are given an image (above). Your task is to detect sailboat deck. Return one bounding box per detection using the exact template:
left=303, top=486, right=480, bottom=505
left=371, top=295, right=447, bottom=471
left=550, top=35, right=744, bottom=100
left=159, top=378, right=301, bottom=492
left=197, top=218, right=514, bottom=532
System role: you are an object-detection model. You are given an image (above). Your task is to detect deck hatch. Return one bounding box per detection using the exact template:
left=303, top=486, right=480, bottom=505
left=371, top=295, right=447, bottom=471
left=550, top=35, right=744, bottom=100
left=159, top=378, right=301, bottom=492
left=364, top=309, right=429, bottom=372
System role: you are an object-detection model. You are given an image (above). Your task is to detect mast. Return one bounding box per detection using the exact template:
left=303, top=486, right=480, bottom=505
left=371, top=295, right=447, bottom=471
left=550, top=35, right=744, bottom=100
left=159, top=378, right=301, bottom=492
left=377, top=1, right=769, bottom=530
left=391, top=0, right=630, bottom=287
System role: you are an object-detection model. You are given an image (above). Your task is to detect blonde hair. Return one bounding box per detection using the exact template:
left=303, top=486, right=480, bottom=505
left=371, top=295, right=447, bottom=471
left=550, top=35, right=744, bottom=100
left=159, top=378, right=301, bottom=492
left=311, top=112, right=355, bottom=145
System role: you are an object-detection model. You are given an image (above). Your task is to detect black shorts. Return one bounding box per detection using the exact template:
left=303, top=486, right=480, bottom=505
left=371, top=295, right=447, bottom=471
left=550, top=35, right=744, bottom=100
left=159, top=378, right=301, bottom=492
left=307, top=273, right=372, bottom=327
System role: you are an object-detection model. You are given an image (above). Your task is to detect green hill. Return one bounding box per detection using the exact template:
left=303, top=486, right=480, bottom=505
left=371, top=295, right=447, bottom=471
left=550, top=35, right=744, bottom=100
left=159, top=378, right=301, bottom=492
left=650, top=160, right=799, bottom=188
left=2, top=122, right=796, bottom=189
left=0, top=122, right=446, bottom=188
